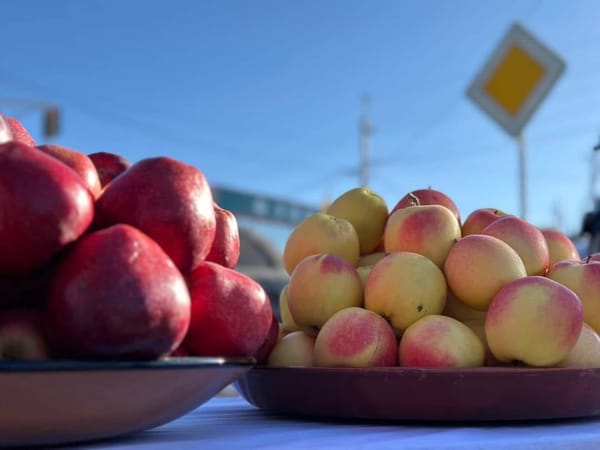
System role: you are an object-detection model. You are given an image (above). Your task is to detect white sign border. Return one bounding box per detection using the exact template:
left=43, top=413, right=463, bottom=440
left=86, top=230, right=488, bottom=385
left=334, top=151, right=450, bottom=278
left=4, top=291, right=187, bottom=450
left=466, top=22, right=565, bottom=137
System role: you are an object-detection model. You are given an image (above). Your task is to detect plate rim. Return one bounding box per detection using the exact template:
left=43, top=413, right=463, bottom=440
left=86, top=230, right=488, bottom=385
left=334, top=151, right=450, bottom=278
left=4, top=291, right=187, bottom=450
left=235, top=364, right=600, bottom=422
left=0, top=356, right=256, bottom=372
left=245, top=364, right=600, bottom=375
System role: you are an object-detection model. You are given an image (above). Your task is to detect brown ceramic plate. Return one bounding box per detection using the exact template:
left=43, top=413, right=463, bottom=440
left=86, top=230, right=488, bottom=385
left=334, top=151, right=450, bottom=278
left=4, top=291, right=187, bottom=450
left=0, top=356, right=254, bottom=447
left=235, top=366, right=600, bottom=422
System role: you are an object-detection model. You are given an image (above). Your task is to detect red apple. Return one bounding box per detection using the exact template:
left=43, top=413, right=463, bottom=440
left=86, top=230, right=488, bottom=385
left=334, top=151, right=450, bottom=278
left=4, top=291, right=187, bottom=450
left=0, top=141, right=94, bottom=276
left=0, top=114, right=13, bottom=143
left=37, top=144, right=102, bottom=199
left=5, top=117, right=35, bottom=147
left=168, top=343, right=190, bottom=357
left=87, top=151, right=131, bottom=188
left=184, top=261, right=273, bottom=358
left=0, top=308, right=49, bottom=361
left=254, top=312, right=280, bottom=364
left=94, top=156, right=216, bottom=274
left=0, top=261, right=57, bottom=309
left=205, top=204, right=240, bottom=269
left=46, top=224, right=191, bottom=360
left=391, top=188, right=461, bottom=224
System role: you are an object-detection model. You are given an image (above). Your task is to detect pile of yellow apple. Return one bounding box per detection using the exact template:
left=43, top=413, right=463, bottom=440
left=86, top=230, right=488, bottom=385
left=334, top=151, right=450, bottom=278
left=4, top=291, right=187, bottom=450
left=265, top=187, right=600, bottom=369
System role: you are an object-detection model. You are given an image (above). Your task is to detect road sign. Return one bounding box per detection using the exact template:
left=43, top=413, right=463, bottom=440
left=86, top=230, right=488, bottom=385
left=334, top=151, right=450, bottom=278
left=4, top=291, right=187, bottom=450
left=466, top=23, right=565, bottom=137
left=212, top=186, right=318, bottom=226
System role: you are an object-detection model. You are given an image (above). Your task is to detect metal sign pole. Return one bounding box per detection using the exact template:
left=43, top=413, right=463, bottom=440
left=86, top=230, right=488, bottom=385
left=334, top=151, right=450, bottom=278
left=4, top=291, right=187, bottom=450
left=518, top=132, right=527, bottom=220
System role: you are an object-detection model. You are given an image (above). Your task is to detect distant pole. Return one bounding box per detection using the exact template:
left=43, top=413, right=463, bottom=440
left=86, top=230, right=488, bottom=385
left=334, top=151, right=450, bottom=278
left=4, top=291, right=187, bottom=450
left=517, top=132, right=527, bottom=220
left=593, top=135, right=600, bottom=207
left=359, top=95, right=372, bottom=187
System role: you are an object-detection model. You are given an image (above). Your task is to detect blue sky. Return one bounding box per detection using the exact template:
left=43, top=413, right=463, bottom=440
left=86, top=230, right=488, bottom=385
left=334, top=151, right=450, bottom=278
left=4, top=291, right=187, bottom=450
left=2, top=0, right=600, bottom=251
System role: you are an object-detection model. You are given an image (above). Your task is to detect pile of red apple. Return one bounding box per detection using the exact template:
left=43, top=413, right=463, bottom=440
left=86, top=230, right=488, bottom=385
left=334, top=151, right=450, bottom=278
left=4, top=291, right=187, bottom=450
left=268, top=186, right=600, bottom=369
left=0, top=115, right=277, bottom=362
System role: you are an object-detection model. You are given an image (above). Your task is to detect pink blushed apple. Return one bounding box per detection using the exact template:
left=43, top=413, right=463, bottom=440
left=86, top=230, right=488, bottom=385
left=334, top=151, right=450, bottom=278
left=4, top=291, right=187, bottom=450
left=399, top=315, right=485, bottom=368
left=556, top=323, right=600, bottom=368
left=365, top=252, right=447, bottom=335
left=485, top=276, right=583, bottom=367
left=287, top=253, right=363, bottom=335
left=482, top=215, right=549, bottom=276
left=268, top=331, right=316, bottom=367
left=314, top=307, right=398, bottom=368
left=443, top=234, right=527, bottom=311
left=541, top=228, right=581, bottom=266
left=546, top=259, right=600, bottom=335
left=390, top=188, right=461, bottom=224
left=461, top=208, right=508, bottom=236
left=283, top=212, right=360, bottom=275
left=384, top=204, right=461, bottom=268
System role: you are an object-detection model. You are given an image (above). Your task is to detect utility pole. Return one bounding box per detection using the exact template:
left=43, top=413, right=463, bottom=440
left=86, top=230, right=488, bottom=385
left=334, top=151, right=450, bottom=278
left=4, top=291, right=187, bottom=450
left=359, top=94, right=372, bottom=187
left=0, top=97, right=61, bottom=139
left=592, top=135, right=600, bottom=209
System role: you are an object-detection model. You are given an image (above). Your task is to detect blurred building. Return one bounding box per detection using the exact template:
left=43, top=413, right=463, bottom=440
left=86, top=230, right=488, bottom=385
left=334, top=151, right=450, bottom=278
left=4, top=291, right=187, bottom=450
left=236, top=227, right=289, bottom=320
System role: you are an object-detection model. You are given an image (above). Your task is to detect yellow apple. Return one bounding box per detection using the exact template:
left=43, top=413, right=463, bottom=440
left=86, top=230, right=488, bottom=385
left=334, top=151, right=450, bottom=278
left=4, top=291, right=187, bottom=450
left=326, top=187, right=388, bottom=255
left=461, top=208, right=508, bottom=236
left=546, top=259, right=600, bottom=334
left=356, top=265, right=373, bottom=292
left=555, top=323, right=600, bottom=368
left=482, top=215, right=549, bottom=276
left=443, top=234, right=527, bottom=311
left=442, top=290, right=487, bottom=323
left=384, top=204, right=461, bottom=268
left=278, top=284, right=300, bottom=334
left=357, top=251, right=387, bottom=267
left=541, top=228, right=581, bottom=266
left=267, top=331, right=316, bottom=367
left=399, top=315, right=485, bottom=368
left=287, top=253, right=363, bottom=335
left=313, top=306, right=398, bottom=367
left=283, top=212, right=359, bottom=275
left=364, top=252, right=447, bottom=335
left=485, top=276, right=583, bottom=367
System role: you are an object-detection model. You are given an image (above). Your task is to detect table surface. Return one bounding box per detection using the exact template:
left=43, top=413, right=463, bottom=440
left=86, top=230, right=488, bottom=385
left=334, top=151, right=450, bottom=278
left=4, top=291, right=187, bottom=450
left=60, top=391, right=600, bottom=450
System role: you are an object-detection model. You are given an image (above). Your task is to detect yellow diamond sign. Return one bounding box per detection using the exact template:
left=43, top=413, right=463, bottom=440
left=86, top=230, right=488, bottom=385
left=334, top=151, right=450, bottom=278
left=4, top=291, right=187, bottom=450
left=467, top=23, right=565, bottom=137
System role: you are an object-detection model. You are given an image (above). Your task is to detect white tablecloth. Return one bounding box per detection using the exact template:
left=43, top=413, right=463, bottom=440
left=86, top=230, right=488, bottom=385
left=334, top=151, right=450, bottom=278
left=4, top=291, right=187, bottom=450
left=72, top=395, right=600, bottom=450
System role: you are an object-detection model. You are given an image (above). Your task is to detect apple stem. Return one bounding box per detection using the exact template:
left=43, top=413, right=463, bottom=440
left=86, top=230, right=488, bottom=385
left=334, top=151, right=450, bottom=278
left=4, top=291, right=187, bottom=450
left=408, top=193, right=420, bottom=206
